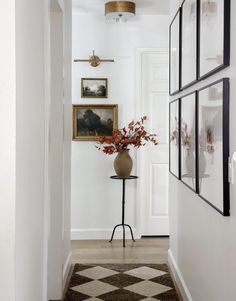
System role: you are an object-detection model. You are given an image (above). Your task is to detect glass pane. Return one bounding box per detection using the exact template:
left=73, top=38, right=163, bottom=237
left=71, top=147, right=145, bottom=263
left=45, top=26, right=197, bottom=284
left=200, top=0, right=224, bottom=77
left=198, top=82, right=223, bottom=212
left=182, top=0, right=197, bottom=86
left=181, top=93, right=196, bottom=190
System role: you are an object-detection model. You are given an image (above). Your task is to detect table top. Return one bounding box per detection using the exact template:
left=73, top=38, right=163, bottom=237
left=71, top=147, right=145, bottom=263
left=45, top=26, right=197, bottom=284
left=110, top=175, right=138, bottom=180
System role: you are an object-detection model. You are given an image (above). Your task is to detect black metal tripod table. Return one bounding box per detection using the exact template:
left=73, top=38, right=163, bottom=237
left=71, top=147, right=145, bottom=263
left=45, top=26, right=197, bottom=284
left=109, top=175, right=138, bottom=247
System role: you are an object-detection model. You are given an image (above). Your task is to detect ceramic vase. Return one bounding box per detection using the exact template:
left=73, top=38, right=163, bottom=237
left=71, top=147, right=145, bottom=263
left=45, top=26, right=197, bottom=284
left=114, top=149, right=133, bottom=177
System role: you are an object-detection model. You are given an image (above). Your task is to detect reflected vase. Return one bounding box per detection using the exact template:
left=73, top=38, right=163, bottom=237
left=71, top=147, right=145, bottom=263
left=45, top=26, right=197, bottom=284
left=186, top=148, right=195, bottom=176
left=199, top=148, right=207, bottom=177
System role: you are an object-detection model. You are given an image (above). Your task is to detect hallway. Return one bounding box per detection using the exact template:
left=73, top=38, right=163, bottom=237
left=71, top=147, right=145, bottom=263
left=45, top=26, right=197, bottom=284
left=1, top=0, right=236, bottom=300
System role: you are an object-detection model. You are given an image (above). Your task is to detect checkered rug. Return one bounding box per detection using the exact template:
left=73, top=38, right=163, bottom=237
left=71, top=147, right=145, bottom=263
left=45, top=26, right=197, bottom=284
left=64, top=264, right=180, bottom=301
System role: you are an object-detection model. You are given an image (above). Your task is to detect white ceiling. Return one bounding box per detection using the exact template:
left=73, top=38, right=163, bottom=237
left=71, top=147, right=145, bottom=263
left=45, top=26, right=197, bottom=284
left=72, top=0, right=170, bottom=15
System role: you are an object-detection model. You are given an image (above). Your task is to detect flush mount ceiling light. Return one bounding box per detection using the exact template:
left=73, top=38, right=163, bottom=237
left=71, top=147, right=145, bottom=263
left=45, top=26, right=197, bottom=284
left=105, top=1, right=136, bottom=22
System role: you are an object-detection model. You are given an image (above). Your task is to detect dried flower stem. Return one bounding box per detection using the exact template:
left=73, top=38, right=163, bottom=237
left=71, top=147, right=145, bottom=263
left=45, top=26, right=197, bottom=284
left=96, top=116, right=158, bottom=155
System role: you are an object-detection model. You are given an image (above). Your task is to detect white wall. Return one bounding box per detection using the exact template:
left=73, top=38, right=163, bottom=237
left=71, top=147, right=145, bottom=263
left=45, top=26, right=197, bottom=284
left=48, top=5, right=65, bottom=300
left=0, top=1, right=16, bottom=300
left=62, top=0, right=73, bottom=290
left=169, top=1, right=236, bottom=300
left=71, top=13, right=169, bottom=239
left=15, top=0, right=46, bottom=298
left=0, top=0, right=72, bottom=300
left=48, top=1, right=72, bottom=299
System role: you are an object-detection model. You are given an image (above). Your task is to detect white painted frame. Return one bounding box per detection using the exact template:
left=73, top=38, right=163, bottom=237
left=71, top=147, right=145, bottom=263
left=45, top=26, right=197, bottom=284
left=135, top=48, right=169, bottom=238
left=44, top=0, right=72, bottom=299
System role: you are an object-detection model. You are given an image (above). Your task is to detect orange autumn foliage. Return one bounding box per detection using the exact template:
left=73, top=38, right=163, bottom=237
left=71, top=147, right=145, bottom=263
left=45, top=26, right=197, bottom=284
left=96, top=116, right=158, bottom=155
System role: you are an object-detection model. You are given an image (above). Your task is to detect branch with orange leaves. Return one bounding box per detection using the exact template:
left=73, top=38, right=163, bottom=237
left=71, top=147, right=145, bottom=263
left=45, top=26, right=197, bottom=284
left=96, top=116, right=158, bottom=155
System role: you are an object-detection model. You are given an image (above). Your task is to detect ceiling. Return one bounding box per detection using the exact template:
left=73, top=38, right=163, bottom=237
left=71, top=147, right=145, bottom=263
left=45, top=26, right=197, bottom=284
left=72, top=0, right=170, bottom=15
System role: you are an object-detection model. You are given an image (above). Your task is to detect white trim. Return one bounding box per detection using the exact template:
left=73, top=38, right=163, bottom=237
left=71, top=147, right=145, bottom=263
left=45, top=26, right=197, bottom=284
left=42, top=0, right=52, bottom=299
left=168, top=249, right=193, bottom=301
left=63, top=251, right=72, bottom=288
left=135, top=48, right=169, bottom=237
left=71, top=228, right=140, bottom=240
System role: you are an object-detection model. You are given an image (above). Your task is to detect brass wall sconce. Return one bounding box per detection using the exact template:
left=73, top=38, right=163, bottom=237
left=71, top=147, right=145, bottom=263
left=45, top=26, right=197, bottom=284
left=74, top=50, right=114, bottom=67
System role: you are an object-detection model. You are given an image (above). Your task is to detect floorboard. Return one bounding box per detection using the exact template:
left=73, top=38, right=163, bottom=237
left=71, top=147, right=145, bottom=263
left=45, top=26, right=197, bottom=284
left=71, top=237, right=169, bottom=264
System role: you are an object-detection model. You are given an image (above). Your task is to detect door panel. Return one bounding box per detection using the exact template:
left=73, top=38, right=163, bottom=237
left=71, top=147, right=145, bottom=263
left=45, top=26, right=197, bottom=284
left=138, top=50, right=169, bottom=236
left=151, top=164, right=169, bottom=217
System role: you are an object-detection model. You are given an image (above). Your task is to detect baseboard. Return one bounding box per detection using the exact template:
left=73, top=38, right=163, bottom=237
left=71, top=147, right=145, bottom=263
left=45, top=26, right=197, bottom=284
left=71, top=228, right=138, bottom=240
left=168, top=249, right=193, bottom=301
left=63, top=251, right=72, bottom=288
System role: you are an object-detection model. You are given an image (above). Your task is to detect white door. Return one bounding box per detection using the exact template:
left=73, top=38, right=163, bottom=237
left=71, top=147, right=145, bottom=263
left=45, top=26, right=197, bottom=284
left=137, top=49, right=169, bottom=236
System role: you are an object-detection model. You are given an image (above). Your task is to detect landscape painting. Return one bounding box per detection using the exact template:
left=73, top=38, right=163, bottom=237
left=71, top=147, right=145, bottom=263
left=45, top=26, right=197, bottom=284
left=73, top=104, right=118, bottom=141
left=81, top=78, right=108, bottom=98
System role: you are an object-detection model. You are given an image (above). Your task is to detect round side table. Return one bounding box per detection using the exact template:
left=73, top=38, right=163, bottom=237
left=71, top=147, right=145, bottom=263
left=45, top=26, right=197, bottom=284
left=109, top=175, right=138, bottom=247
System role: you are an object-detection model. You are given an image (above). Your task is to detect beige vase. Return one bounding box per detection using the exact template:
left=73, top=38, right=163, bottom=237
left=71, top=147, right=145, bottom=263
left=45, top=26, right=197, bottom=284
left=114, top=149, right=133, bottom=177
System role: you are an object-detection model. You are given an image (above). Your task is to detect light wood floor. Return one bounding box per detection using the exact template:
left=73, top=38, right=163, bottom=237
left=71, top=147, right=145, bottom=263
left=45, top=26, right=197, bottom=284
left=71, top=237, right=169, bottom=264
left=70, top=238, right=185, bottom=301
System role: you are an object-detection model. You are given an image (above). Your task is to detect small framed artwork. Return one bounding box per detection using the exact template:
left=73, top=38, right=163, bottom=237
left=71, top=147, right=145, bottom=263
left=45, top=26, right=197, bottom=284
left=169, top=9, right=181, bottom=95
left=169, top=99, right=180, bottom=178
left=81, top=78, right=108, bottom=98
left=181, top=0, right=198, bottom=89
left=197, top=78, right=230, bottom=216
left=198, top=0, right=230, bottom=79
left=180, top=92, right=197, bottom=192
left=73, top=104, right=118, bottom=141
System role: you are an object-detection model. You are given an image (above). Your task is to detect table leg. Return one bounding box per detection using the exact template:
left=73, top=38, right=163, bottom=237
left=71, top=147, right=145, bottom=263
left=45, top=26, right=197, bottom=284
left=122, top=225, right=125, bottom=247
left=122, top=179, right=125, bottom=225
left=125, top=224, right=135, bottom=242
left=109, top=224, right=120, bottom=242
left=122, top=179, right=126, bottom=247
left=109, top=224, right=135, bottom=245
left=109, top=178, right=136, bottom=247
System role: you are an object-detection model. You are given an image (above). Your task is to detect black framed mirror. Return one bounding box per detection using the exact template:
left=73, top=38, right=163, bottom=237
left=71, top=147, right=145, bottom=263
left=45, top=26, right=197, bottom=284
left=197, top=78, right=230, bottom=216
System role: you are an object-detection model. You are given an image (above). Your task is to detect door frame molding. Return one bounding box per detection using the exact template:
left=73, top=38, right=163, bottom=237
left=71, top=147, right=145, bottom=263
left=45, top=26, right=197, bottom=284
left=135, top=48, right=169, bottom=238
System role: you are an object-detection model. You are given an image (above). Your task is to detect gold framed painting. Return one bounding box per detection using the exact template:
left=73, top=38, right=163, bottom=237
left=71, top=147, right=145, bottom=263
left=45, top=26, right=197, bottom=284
left=81, top=78, right=108, bottom=98
left=72, top=104, right=118, bottom=141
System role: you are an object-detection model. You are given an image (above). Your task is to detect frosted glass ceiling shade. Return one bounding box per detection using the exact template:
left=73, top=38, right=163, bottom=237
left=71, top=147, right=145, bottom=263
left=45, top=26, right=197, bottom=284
left=105, top=1, right=136, bottom=22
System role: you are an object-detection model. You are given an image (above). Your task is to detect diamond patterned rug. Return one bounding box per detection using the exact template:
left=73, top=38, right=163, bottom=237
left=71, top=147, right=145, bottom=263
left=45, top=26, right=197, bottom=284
left=64, top=264, right=180, bottom=301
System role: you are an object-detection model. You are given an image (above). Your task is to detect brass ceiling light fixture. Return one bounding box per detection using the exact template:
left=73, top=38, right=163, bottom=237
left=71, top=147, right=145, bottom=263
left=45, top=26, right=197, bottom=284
left=105, top=1, right=136, bottom=22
